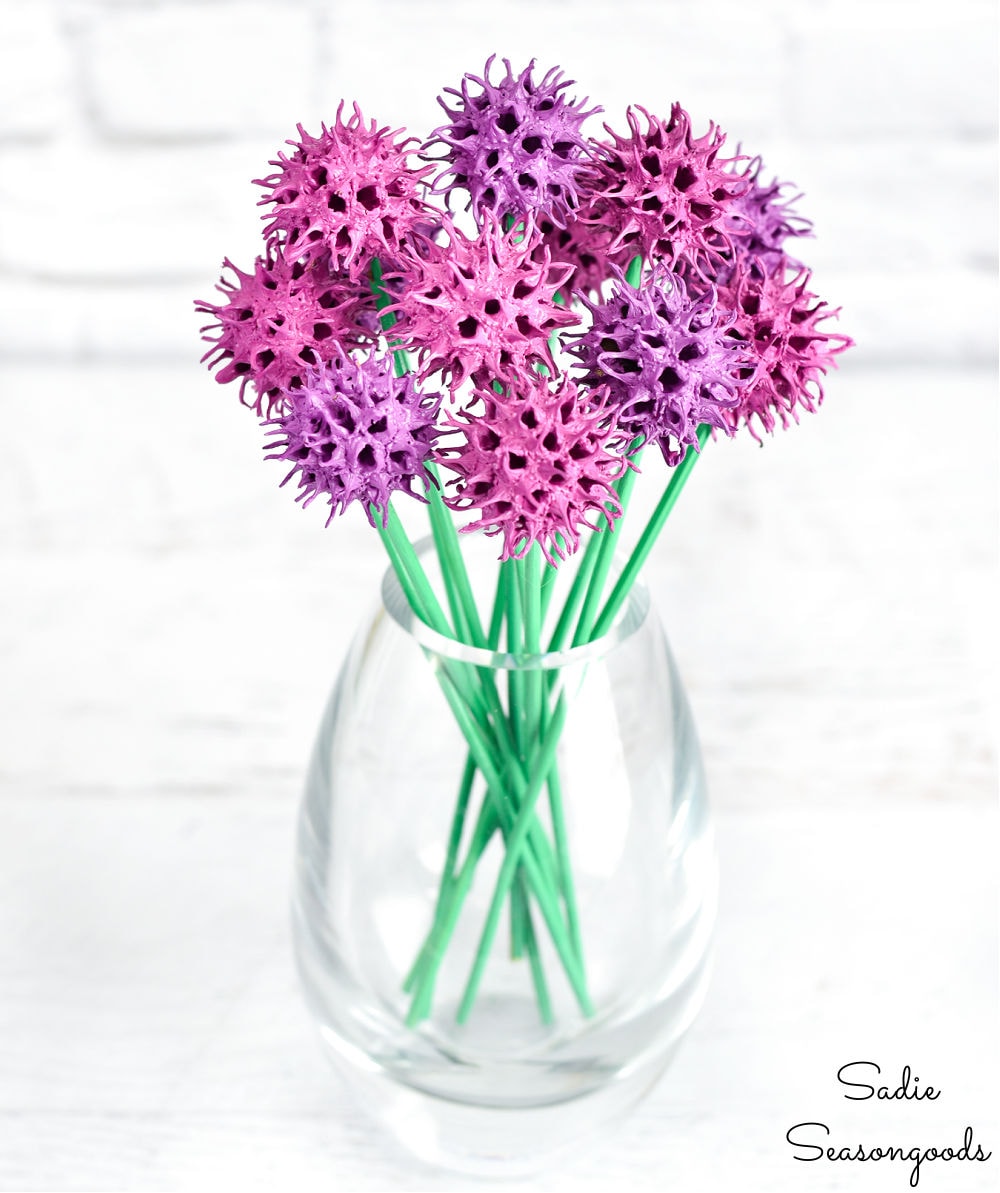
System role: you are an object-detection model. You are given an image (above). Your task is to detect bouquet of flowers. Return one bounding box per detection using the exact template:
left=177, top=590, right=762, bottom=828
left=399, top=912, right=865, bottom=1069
left=197, top=56, right=852, bottom=1027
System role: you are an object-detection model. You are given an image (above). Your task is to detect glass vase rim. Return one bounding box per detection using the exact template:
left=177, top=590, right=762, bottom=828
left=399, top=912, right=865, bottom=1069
left=380, top=534, right=652, bottom=672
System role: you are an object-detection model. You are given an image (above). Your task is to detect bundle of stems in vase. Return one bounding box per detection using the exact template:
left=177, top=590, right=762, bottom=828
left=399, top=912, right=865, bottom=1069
left=197, top=56, right=852, bottom=1023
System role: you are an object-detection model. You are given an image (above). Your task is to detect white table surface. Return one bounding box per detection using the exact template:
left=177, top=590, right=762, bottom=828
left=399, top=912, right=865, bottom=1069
left=0, top=362, right=996, bottom=1192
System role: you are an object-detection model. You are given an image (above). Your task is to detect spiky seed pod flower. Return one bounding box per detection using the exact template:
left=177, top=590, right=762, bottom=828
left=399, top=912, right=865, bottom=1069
left=264, top=352, right=443, bottom=527
left=566, top=266, right=752, bottom=465
left=718, top=155, right=812, bottom=285
left=424, top=55, right=601, bottom=229
left=255, top=103, right=434, bottom=278
left=534, top=205, right=616, bottom=298
left=580, top=104, right=748, bottom=282
left=718, top=260, right=853, bottom=441
left=196, top=248, right=378, bottom=415
left=440, top=374, right=625, bottom=564
left=384, top=212, right=579, bottom=391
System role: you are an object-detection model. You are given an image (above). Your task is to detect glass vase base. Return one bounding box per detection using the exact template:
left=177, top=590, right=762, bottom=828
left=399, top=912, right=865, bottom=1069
left=315, top=1019, right=685, bottom=1178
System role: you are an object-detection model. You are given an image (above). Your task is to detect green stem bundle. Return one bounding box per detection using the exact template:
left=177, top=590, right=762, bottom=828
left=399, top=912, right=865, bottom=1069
left=366, top=255, right=710, bottom=1027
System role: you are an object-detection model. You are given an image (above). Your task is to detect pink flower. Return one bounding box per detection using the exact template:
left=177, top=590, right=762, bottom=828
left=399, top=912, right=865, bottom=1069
left=534, top=206, right=616, bottom=298
left=384, top=212, right=578, bottom=391
left=196, top=248, right=377, bottom=415
left=718, top=261, right=853, bottom=439
left=440, top=373, right=625, bottom=562
left=255, top=103, right=434, bottom=279
left=580, top=104, right=748, bottom=281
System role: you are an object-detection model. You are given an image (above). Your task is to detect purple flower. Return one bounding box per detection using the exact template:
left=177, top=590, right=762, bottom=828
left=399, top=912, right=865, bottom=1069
left=264, top=352, right=443, bottom=526
left=196, top=248, right=378, bottom=415
left=719, top=155, right=812, bottom=285
left=440, top=373, right=624, bottom=563
left=255, top=103, right=434, bottom=278
left=566, top=265, right=751, bottom=465
left=424, top=56, right=601, bottom=229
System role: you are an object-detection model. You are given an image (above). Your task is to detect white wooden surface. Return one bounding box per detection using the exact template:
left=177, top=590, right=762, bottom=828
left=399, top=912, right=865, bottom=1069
left=0, top=363, right=997, bottom=1191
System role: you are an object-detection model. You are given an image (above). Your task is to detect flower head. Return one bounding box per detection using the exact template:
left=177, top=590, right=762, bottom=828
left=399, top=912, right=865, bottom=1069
left=567, top=265, right=750, bottom=464
left=425, top=56, right=600, bottom=229
left=535, top=206, right=615, bottom=298
left=440, top=373, right=624, bottom=563
left=385, top=213, right=578, bottom=391
left=196, top=248, right=377, bottom=414
left=255, top=104, right=433, bottom=277
left=719, top=262, right=853, bottom=439
left=581, top=104, right=747, bottom=280
left=264, top=352, right=442, bottom=526
left=721, top=156, right=812, bottom=284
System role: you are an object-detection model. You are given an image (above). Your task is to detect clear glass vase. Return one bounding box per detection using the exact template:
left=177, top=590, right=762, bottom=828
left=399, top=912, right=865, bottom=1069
left=291, top=537, right=717, bottom=1176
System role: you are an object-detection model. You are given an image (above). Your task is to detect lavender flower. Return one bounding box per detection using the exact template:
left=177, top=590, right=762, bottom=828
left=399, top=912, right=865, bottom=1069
left=265, top=352, right=442, bottom=526
left=424, top=56, right=600, bottom=229
left=723, top=156, right=812, bottom=283
left=567, top=266, right=752, bottom=464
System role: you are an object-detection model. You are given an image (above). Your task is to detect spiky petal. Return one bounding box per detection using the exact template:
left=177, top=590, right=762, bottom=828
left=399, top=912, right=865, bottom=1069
left=255, top=104, right=434, bottom=277
left=440, top=374, right=625, bottom=563
left=264, top=352, right=442, bottom=527
left=424, top=55, right=601, bottom=228
left=385, top=213, right=579, bottom=391
left=567, top=265, right=751, bottom=465
left=196, top=249, right=377, bottom=415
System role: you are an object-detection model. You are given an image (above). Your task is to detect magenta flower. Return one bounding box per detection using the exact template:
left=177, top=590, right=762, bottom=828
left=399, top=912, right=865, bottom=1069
left=255, top=103, right=434, bottom=278
left=384, top=212, right=578, bottom=391
left=264, top=352, right=442, bottom=527
left=580, top=104, right=747, bottom=281
left=534, top=206, right=615, bottom=298
left=440, top=374, right=624, bottom=563
left=196, top=248, right=377, bottom=415
left=567, top=266, right=750, bottom=465
left=718, top=261, right=853, bottom=439
left=424, top=56, right=600, bottom=229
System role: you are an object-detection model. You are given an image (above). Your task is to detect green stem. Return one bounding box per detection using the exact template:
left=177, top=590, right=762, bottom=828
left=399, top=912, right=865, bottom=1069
left=539, top=539, right=562, bottom=627
left=522, top=902, right=554, bottom=1024
left=524, top=545, right=585, bottom=979
left=377, top=507, right=568, bottom=1019
left=405, top=563, right=509, bottom=993
left=405, top=795, right=497, bottom=1025
left=370, top=257, right=412, bottom=377
left=505, top=557, right=528, bottom=960
left=457, top=694, right=584, bottom=1023
left=625, top=253, right=643, bottom=288
left=402, top=752, right=478, bottom=994
left=571, top=452, right=642, bottom=646
left=590, top=425, right=711, bottom=642
left=409, top=679, right=591, bottom=1022
left=546, top=525, right=603, bottom=652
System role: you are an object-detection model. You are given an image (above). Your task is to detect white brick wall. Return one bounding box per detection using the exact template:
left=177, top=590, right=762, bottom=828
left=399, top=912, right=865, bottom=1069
left=0, top=0, right=995, bottom=367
